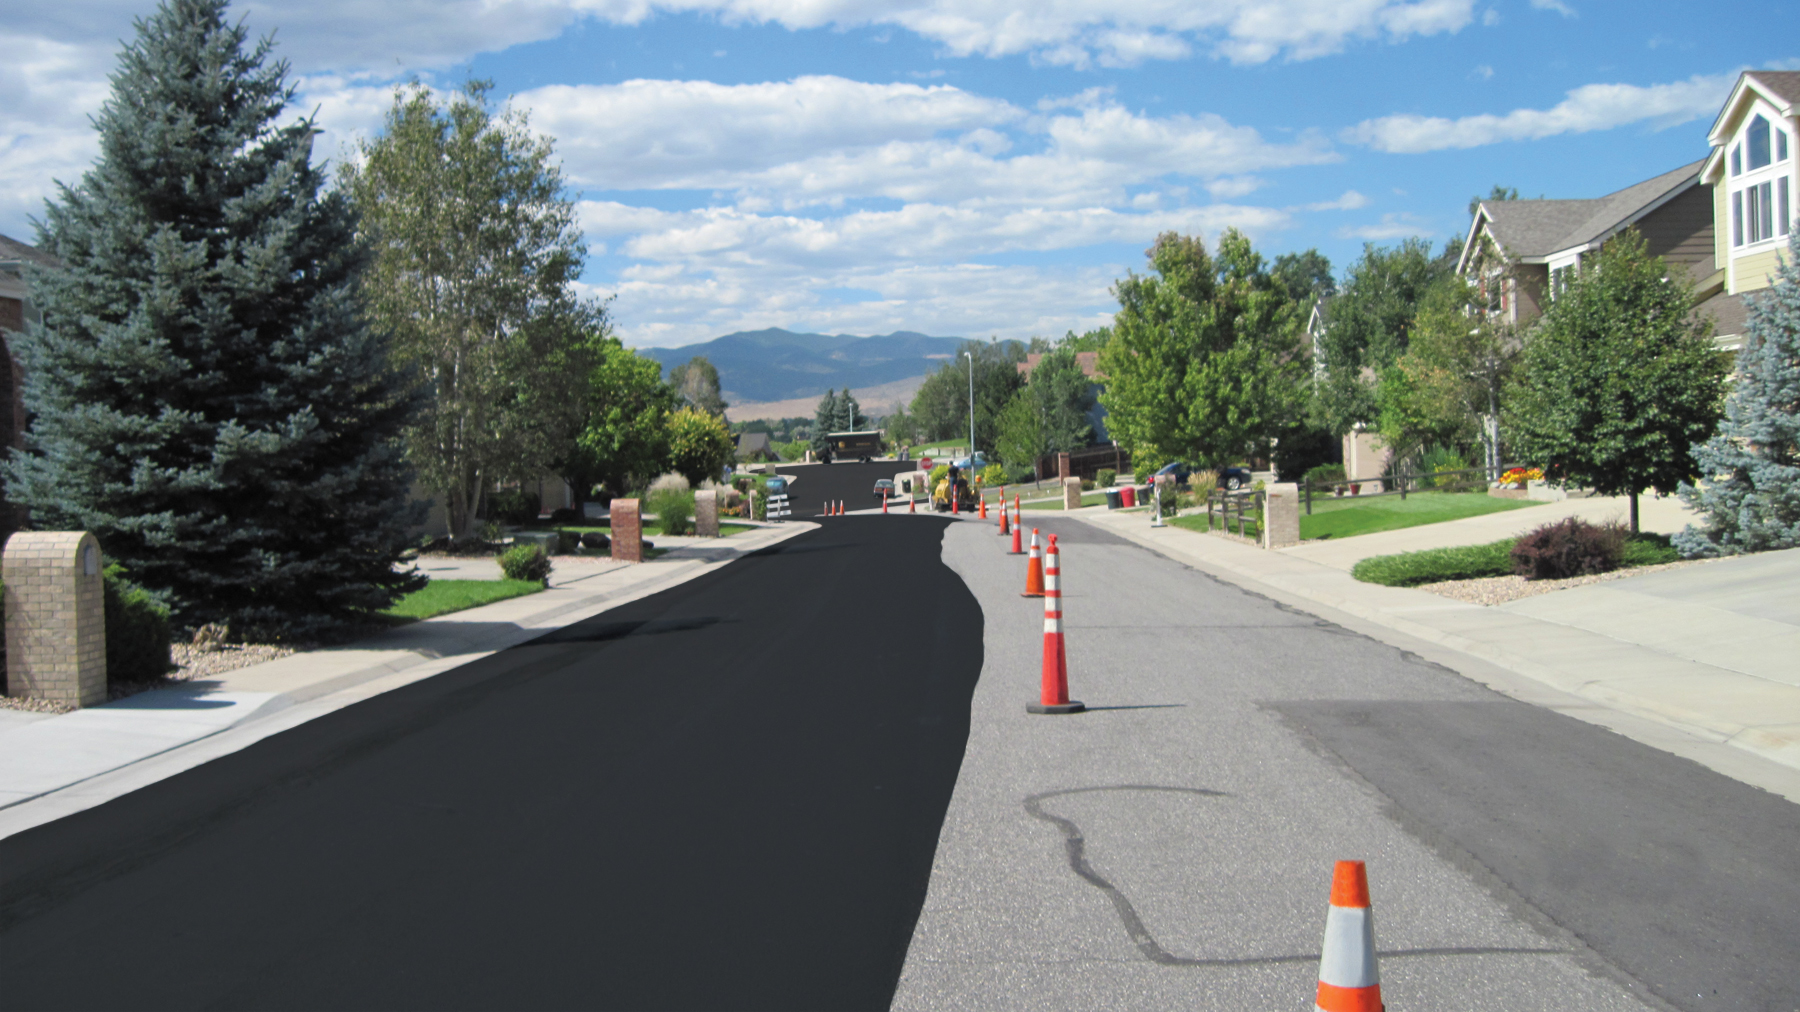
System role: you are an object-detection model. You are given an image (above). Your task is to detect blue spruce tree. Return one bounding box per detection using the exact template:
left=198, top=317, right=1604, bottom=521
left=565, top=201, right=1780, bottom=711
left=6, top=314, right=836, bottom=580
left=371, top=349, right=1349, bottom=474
left=1675, top=228, right=1800, bottom=555
left=812, top=389, right=842, bottom=459
left=8, top=0, right=423, bottom=635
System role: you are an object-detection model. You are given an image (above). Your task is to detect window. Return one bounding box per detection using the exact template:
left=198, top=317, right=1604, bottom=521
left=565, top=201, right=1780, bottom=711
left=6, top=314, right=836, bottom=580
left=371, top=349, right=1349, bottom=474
left=1782, top=178, right=1791, bottom=237
left=1780, top=129, right=1791, bottom=163
left=1730, top=144, right=1741, bottom=176
left=1732, top=190, right=1743, bottom=246
left=1748, top=115, right=1771, bottom=170
left=1743, top=182, right=1776, bottom=244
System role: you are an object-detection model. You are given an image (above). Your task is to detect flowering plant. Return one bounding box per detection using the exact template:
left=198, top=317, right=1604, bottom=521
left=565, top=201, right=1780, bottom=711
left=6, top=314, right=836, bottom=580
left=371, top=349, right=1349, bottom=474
left=1499, top=467, right=1544, bottom=485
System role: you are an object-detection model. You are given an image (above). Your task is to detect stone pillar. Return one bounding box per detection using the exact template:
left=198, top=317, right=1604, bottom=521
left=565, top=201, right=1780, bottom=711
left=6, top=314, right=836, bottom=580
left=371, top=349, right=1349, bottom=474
left=1063, top=477, right=1083, bottom=510
left=1262, top=482, right=1300, bottom=549
left=5, top=531, right=108, bottom=707
left=694, top=489, right=719, bottom=537
left=611, top=499, right=643, bottom=562
left=1057, top=452, right=1071, bottom=481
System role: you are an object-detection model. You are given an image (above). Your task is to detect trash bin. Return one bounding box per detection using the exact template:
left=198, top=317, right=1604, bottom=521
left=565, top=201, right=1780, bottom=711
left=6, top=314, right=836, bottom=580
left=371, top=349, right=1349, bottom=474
left=1120, top=486, right=1136, bottom=508
left=1104, top=489, right=1122, bottom=510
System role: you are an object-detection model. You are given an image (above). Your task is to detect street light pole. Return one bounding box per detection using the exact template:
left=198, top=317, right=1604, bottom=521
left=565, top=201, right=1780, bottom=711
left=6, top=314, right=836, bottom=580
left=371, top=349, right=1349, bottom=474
left=963, top=351, right=975, bottom=463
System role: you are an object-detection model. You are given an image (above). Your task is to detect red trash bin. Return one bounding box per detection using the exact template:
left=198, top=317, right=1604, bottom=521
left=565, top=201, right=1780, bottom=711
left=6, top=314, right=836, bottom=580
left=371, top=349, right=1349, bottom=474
left=1120, top=486, right=1136, bottom=508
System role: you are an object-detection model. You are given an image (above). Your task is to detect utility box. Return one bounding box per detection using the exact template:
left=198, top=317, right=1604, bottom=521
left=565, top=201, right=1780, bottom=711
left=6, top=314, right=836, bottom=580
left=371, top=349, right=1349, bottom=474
left=694, top=489, right=719, bottom=537
left=1263, top=482, right=1300, bottom=549
left=612, top=499, right=643, bottom=562
left=4, top=531, right=108, bottom=707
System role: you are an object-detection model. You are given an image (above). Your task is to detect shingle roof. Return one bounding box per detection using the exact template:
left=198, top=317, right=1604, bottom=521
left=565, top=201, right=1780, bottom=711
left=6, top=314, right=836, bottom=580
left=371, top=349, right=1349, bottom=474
left=1478, top=160, right=1704, bottom=261
left=0, top=234, right=59, bottom=270
left=1746, top=71, right=1800, bottom=106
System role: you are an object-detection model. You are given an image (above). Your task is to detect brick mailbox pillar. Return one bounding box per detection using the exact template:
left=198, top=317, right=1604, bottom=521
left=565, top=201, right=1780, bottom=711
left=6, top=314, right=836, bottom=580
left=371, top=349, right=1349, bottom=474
left=611, top=498, right=643, bottom=562
left=1063, top=477, right=1083, bottom=510
left=5, top=531, right=108, bottom=707
left=1262, top=482, right=1300, bottom=549
left=1057, top=452, right=1071, bottom=481
left=694, top=489, right=719, bottom=537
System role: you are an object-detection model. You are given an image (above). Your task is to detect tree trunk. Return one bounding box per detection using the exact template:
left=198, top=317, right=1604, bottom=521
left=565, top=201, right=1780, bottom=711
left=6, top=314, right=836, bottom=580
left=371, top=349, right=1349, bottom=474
left=1629, top=491, right=1640, bottom=534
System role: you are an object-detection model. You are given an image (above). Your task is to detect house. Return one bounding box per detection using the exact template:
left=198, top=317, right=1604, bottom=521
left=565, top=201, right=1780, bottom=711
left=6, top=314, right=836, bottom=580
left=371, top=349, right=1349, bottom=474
left=0, top=235, right=55, bottom=536
left=1699, top=70, right=1799, bottom=349
left=1456, top=159, right=1719, bottom=331
left=735, top=431, right=775, bottom=461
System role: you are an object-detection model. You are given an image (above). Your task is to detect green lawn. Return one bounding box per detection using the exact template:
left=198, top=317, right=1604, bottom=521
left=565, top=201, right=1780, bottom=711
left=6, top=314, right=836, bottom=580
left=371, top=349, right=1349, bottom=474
left=1166, top=491, right=1536, bottom=541
left=383, top=579, right=545, bottom=621
left=1021, top=491, right=1108, bottom=510
left=1293, top=491, right=1537, bottom=540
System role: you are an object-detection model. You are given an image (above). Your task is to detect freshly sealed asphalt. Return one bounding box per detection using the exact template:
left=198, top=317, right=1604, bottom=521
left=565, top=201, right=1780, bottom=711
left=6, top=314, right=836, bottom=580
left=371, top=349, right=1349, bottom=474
left=0, top=516, right=977, bottom=1011
left=4, top=509, right=1797, bottom=1011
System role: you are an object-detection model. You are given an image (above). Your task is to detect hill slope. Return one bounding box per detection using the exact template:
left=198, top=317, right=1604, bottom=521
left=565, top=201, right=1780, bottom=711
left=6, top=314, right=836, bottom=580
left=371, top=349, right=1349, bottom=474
left=639, top=328, right=964, bottom=404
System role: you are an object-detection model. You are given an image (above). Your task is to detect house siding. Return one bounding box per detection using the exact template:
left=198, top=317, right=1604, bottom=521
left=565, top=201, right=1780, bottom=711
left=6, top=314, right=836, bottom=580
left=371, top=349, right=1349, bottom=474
left=1732, top=246, right=1789, bottom=293
left=1512, top=262, right=1548, bottom=323
left=1637, top=184, right=1714, bottom=268
left=1712, top=179, right=1730, bottom=271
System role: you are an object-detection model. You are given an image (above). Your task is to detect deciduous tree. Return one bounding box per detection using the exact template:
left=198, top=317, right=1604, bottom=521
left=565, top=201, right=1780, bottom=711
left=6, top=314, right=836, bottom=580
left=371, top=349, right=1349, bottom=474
left=8, top=0, right=423, bottom=634
left=342, top=80, right=590, bottom=539
left=1504, top=230, right=1730, bottom=531
left=668, top=355, right=727, bottom=416
left=1311, top=238, right=1457, bottom=436
left=665, top=407, right=736, bottom=487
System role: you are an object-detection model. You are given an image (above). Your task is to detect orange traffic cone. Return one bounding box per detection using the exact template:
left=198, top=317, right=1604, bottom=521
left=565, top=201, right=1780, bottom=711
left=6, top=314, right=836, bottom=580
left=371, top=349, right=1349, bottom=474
left=979, top=496, right=987, bottom=519
left=1315, top=861, right=1384, bottom=1012
left=1022, top=528, right=1044, bottom=596
left=1027, top=534, right=1083, bottom=714
left=909, top=495, right=916, bottom=513
left=838, top=500, right=845, bottom=516
left=998, top=498, right=1010, bottom=536
left=1009, top=499, right=1024, bottom=554
left=883, top=495, right=888, bottom=514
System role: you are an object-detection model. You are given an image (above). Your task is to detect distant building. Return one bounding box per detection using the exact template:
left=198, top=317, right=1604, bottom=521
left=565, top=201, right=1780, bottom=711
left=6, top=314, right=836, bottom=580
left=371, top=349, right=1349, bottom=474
left=735, top=431, right=775, bottom=461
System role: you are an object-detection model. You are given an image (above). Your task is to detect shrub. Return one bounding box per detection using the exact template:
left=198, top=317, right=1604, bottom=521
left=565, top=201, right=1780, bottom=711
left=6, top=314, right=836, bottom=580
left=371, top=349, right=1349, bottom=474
left=1133, top=459, right=1165, bottom=484
left=979, top=462, right=1007, bottom=487
left=498, top=543, right=553, bottom=583
left=554, top=530, right=581, bottom=554
left=646, top=487, right=695, bottom=535
left=103, top=565, right=172, bottom=685
left=1010, top=465, right=1036, bottom=485
left=486, top=488, right=539, bottom=524
left=1304, top=463, right=1346, bottom=488
left=1080, top=478, right=1095, bottom=491
left=549, top=507, right=580, bottom=524
left=1096, top=468, right=1117, bottom=488
left=1188, top=469, right=1220, bottom=501
left=750, top=489, right=767, bottom=521
left=1510, top=517, right=1626, bottom=580
left=1352, top=541, right=1517, bottom=587
left=928, top=463, right=950, bottom=491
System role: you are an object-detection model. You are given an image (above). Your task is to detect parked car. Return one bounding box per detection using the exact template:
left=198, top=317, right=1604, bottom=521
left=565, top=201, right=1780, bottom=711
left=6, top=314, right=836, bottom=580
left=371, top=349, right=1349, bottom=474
left=764, top=475, right=790, bottom=496
left=951, top=451, right=988, bottom=471
left=872, top=478, right=895, bottom=500
left=1151, top=462, right=1254, bottom=491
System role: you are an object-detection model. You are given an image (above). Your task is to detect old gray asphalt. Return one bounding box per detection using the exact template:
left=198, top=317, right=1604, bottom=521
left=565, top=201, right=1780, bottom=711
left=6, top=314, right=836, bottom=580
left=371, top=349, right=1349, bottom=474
left=892, top=515, right=1799, bottom=1011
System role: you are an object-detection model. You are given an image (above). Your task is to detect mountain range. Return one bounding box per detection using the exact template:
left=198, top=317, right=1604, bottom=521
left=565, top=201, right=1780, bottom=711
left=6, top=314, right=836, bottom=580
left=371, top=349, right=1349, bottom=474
left=639, top=328, right=965, bottom=407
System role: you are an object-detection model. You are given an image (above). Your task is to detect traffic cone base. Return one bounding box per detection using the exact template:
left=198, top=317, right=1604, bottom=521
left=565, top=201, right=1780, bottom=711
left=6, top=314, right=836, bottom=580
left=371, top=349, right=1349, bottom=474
left=1026, top=701, right=1086, bottom=714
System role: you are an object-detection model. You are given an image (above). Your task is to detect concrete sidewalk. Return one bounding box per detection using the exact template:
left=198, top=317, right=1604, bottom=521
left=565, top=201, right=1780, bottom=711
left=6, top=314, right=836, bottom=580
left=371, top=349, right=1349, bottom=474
left=1071, top=508, right=1800, bottom=803
left=0, top=521, right=813, bottom=838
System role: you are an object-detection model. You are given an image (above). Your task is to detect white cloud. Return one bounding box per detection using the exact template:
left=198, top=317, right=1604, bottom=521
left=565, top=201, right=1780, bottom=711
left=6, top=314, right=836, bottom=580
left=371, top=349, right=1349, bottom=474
left=1297, top=190, right=1370, bottom=211
left=1337, top=212, right=1434, bottom=239
left=1206, top=175, right=1266, bottom=198
left=1470, top=64, right=1494, bottom=80
left=1344, top=71, right=1735, bottom=153
left=1529, top=0, right=1576, bottom=16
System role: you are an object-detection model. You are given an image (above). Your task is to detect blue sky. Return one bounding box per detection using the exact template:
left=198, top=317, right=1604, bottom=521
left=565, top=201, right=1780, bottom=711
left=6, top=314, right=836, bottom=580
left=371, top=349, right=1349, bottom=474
left=4, top=1, right=1795, bottom=347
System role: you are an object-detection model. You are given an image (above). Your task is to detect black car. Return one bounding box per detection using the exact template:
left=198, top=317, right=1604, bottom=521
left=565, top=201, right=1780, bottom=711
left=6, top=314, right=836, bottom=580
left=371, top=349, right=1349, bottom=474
left=1152, top=462, right=1254, bottom=490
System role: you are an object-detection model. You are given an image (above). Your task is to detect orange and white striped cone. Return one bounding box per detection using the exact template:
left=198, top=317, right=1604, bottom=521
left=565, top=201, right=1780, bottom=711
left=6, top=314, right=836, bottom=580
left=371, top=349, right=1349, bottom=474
left=883, top=495, right=888, bottom=514
left=1315, top=861, right=1383, bottom=1012
left=909, top=495, right=916, bottom=513
left=1027, top=534, right=1083, bottom=714
left=1010, top=500, right=1024, bottom=554
left=1021, top=528, right=1045, bottom=596
left=838, top=500, right=845, bottom=516
left=998, top=498, right=1010, bottom=536
left=979, top=496, right=987, bottom=519
left=822, top=501, right=828, bottom=517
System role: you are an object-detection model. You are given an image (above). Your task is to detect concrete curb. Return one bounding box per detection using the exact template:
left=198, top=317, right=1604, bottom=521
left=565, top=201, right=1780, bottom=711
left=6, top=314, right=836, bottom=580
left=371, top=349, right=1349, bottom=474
left=1066, top=510, right=1800, bottom=798
left=0, top=522, right=814, bottom=837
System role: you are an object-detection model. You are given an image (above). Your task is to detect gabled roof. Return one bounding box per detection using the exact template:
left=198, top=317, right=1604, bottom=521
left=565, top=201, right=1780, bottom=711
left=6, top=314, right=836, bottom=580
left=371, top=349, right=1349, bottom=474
left=1017, top=351, right=1100, bottom=380
left=0, top=234, right=60, bottom=271
left=1458, top=160, right=1703, bottom=271
left=1702, top=71, right=1800, bottom=181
